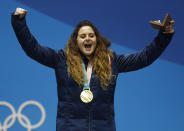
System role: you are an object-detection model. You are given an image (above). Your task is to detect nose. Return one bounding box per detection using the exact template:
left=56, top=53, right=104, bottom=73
left=85, top=35, right=90, bottom=42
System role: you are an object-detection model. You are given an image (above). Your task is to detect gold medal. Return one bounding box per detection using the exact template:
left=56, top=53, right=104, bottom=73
left=80, top=89, right=93, bottom=103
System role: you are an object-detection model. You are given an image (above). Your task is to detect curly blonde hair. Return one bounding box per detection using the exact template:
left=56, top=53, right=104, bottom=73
left=65, top=20, right=113, bottom=89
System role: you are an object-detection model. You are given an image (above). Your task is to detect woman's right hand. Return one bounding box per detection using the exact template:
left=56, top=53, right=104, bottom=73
left=14, top=8, right=28, bottom=19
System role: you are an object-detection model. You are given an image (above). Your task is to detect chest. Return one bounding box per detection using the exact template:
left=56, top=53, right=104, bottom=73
left=54, top=59, right=118, bottom=103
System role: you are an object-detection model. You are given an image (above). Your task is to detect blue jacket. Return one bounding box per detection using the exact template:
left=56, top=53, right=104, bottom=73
left=11, top=14, right=173, bottom=131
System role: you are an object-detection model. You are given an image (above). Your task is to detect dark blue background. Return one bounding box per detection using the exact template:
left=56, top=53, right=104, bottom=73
left=1, top=0, right=184, bottom=130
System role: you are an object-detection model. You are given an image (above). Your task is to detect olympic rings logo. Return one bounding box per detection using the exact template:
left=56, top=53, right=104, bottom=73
left=0, top=101, right=46, bottom=131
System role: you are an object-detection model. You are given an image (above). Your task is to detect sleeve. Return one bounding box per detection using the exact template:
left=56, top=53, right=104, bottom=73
left=114, top=31, right=174, bottom=73
left=11, top=14, right=63, bottom=68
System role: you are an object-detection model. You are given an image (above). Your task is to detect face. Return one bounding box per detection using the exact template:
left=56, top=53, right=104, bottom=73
left=77, top=26, right=97, bottom=58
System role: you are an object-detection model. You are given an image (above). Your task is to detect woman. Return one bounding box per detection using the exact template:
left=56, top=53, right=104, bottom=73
left=12, top=8, right=174, bottom=131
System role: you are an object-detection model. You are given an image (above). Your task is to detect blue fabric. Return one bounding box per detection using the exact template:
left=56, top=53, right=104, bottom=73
left=11, top=14, right=174, bottom=131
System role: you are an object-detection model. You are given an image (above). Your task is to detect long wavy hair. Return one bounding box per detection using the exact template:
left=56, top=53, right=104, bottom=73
left=65, top=20, right=113, bottom=89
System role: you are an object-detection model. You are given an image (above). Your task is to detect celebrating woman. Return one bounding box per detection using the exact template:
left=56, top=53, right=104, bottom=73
left=12, top=8, right=174, bottom=131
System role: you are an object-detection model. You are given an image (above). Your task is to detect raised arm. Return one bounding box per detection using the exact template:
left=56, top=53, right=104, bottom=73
left=11, top=8, right=63, bottom=68
left=115, top=21, right=174, bottom=73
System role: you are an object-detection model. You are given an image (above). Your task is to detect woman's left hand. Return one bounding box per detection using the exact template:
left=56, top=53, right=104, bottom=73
left=162, top=20, right=175, bottom=34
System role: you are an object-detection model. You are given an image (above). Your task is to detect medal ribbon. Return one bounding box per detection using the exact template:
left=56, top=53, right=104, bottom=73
left=81, top=60, right=92, bottom=90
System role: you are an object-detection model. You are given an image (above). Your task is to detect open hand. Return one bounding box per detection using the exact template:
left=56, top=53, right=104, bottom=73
left=14, top=8, right=28, bottom=19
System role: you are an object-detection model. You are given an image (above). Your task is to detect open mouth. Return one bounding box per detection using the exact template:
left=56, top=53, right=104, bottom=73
left=84, top=43, right=92, bottom=51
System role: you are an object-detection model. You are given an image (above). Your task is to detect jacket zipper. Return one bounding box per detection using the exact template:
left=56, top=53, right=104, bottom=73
left=89, top=111, right=91, bottom=131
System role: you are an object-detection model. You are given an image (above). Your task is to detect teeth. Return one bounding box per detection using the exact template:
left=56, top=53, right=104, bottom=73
left=84, top=43, right=92, bottom=46
left=84, top=43, right=92, bottom=48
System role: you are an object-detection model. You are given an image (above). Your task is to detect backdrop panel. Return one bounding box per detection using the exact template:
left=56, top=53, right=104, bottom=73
left=0, top=0, right=184, bottom=131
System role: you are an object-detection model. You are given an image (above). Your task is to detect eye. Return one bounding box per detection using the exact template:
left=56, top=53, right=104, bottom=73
left=89, top=33, right=95, bottom=38
left=80, top=34, right=86, bottom=39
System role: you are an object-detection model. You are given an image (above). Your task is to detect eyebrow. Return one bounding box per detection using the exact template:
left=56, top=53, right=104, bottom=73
left=79, top=32, right=95, bottom=35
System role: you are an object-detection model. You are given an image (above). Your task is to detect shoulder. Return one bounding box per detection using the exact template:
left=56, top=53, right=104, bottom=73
left=57, top=49, right=66, bottom=58
left=110, top=51, right=126, bottom=61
